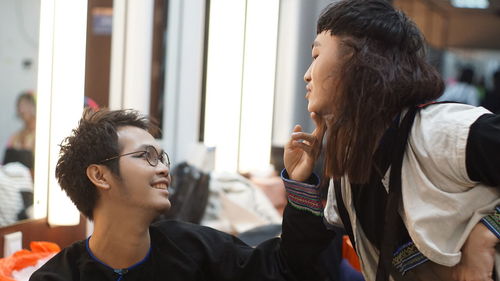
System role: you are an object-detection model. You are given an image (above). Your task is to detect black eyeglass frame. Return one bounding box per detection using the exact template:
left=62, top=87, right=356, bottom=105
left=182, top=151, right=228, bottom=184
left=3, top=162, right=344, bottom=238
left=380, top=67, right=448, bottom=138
left=99, top=145, right=170, bottom=167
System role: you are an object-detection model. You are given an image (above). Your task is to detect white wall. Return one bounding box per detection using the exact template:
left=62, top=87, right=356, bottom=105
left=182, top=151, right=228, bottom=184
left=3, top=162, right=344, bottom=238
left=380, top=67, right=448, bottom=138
left=0, top=0, right=40, bottom=161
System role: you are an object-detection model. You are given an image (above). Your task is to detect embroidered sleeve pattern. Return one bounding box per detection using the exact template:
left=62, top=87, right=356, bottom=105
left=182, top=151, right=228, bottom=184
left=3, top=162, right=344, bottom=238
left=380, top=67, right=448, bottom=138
left=481, top=206, right=500, bottom=240
left=281, top=169, right=323, bottom=216
left=392, top=241, right=429, bottom=275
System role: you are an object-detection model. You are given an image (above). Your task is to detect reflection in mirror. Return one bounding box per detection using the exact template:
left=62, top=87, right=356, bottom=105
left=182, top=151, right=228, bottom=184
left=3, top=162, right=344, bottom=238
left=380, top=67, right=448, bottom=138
left=0, top=0, right=40, bottom=227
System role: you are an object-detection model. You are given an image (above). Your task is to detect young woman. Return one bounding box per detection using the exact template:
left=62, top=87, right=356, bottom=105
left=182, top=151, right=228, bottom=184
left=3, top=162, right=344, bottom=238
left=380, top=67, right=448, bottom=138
left=283, top=1, right=499, bottom=281
left=7, top=92, right=36, bottom=152
left=4, top=92, right=36, bottom=171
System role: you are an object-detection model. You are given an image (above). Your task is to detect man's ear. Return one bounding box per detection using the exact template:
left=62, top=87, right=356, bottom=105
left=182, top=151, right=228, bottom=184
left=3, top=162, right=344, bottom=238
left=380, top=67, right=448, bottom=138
left=86, top=164, right=112, bottom=191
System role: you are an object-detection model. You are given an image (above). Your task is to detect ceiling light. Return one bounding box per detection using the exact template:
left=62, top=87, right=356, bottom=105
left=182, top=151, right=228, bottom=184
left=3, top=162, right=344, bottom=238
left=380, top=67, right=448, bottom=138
left=451, top=0, right=489, bottom=9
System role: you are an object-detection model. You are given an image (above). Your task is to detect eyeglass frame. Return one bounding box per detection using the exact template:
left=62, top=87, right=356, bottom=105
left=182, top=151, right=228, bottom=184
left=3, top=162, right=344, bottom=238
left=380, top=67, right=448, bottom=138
left=99, top=145, right=170, bottom=167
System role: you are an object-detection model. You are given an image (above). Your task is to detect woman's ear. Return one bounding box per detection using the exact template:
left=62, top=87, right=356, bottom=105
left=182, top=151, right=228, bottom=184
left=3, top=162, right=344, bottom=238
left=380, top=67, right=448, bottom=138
left=86, top=164, right=111, bottom=191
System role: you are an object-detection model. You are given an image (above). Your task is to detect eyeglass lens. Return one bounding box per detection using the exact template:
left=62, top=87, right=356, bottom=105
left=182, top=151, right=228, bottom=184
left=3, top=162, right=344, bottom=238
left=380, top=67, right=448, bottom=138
left=145, top=146, right=170, bottom=167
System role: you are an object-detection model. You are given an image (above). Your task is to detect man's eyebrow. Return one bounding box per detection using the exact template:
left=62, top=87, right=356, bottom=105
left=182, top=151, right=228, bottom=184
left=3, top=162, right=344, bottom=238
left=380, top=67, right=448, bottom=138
left=312, top=41, right=320, bottom=48
left=138, top=144, right=164, bottom=153
left=135, top=144, right=149, bottom=150
left=135, top=144, right=154, bottom=151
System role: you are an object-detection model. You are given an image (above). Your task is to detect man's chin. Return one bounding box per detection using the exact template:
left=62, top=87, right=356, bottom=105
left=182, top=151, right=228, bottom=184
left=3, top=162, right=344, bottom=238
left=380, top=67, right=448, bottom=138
left=162, top=201, right=172, bottom=212
left=156, top=201, right=172, bottom=214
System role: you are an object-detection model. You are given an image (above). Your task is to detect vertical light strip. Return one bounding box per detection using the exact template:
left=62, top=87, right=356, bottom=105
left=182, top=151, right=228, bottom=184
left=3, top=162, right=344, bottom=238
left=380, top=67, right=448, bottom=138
left=122, top=0, right=154, bottom=114
left=46, top=0, right=88, bottom=226
left=109, top=0, right=154, bottom=114
left=272, top=0, right=302, bottom=146
left=172, top=0, right=206, bottom=164
left=204, top=0, right=247, bottom=172
left=33, top=0, right=55, bottom=219
left=163, top=0, right=182, bottom=163
left=109, top=0, right=127, bottom=110
left=238, top=0, right=280, bottom=173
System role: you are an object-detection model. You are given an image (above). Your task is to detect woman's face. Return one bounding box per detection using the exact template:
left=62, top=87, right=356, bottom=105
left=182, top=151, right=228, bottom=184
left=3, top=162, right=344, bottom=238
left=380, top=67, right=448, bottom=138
left=17, top=98, right=36, bottom=123
left=304, top=31, right=345, bottom=116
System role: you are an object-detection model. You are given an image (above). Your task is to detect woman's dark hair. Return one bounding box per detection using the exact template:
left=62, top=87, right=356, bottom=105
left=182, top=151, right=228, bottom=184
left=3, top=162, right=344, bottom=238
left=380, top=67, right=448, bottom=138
left=317, top=0, right=444, bottom=184
left=55, top=109, right=156, bottom=220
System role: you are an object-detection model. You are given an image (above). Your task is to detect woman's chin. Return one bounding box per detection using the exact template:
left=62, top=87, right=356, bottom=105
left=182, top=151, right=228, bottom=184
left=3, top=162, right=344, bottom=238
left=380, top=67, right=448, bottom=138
left=307, top=103, right=316, bottom=113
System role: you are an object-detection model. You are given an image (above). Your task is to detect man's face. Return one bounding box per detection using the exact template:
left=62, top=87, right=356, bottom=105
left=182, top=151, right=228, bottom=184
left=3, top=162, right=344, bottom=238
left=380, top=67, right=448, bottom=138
left=109, top=126, right=171, bottom=216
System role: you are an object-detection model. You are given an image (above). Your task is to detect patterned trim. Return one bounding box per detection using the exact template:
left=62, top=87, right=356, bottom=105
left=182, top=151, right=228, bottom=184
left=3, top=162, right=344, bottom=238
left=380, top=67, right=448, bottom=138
left=391, top=207, right=500, bottom=275
left=281, top=169, right=322, bottom=216
left=392, top=241, right=429, bottom=275
left=481, top=206, right=500, bottom=240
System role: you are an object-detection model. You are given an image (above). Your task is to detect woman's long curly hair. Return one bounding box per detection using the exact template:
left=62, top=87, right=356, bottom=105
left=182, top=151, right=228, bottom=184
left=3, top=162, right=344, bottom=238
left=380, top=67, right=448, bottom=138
left=318, top=0, right=444, bottom=184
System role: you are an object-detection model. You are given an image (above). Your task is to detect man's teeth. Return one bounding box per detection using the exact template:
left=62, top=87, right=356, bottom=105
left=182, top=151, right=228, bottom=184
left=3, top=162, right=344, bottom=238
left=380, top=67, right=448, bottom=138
left=152, top=183, right=167, bottom=189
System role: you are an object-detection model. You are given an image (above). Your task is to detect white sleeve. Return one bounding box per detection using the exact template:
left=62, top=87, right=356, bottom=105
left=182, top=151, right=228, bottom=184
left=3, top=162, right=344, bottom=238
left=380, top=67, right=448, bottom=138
left=401, top=103, right=499, bottom=266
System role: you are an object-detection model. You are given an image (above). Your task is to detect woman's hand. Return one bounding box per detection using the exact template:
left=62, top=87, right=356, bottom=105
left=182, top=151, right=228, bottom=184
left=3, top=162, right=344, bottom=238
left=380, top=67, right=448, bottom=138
left=284, top=112, right=326, bottom=182
left=451, top=222, right=498, bottom=281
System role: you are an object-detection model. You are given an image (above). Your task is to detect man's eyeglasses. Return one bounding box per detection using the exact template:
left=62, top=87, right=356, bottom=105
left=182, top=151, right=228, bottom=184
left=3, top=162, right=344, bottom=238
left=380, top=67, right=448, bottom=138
left=99, top=145, right=170, bottom=167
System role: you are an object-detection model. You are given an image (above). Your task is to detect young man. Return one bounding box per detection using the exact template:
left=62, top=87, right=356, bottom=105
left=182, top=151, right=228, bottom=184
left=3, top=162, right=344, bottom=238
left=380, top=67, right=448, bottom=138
left=30, top=109, right=334, bottom=281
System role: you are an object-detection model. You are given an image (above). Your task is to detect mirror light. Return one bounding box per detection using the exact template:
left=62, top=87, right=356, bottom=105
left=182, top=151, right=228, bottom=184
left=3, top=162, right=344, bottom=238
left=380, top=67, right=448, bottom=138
left=238, top=0, right=280, bottom=173
left=35, top=0, right=87, bottom=226
left=109, top=0, right=154, bottom=112
left=204, top=0, right=279, bottom=173
left=33, top=0, right=55, bottom=220
left=204, top=0, right=247, bottom=172
left=451, top=0, right=489, bottom=9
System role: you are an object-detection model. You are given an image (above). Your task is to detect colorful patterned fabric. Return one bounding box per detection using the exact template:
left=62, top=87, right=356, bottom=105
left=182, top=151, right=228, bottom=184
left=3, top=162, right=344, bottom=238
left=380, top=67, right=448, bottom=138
left=481, top=206, right=500, bottom=240
left=281, top=169, right=323, bottom=216
left=392, top=242, right=429, bottom=275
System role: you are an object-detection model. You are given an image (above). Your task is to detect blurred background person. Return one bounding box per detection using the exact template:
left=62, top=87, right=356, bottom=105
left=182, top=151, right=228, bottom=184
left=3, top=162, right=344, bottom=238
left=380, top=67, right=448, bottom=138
left=1, top=91, right=36, bottom=223
left=3, top=91, right=36, bottom=174
left=482, top=69, right=500, bottom=114
left=437, top=66, right=480, bottom=106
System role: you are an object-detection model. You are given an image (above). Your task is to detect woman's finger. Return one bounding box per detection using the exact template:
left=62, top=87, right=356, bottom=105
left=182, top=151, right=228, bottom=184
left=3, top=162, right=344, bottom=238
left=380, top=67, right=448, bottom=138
left=291, top=132, right=316, bottom=144
left=287, top=125, right=303, bottom=147
left=293, top=124, right=302, bottom=133
left=291, top=140, right=314, bottom=154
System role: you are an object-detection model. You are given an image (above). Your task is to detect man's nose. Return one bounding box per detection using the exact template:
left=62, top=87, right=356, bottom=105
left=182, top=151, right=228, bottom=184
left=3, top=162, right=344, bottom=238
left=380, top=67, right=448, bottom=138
left=156, top=161, right=170, bottom=176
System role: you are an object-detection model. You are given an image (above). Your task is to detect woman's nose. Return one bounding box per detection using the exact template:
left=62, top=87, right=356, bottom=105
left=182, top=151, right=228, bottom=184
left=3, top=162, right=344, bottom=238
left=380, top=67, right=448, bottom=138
left=304, top=64, right=312, bottom=82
